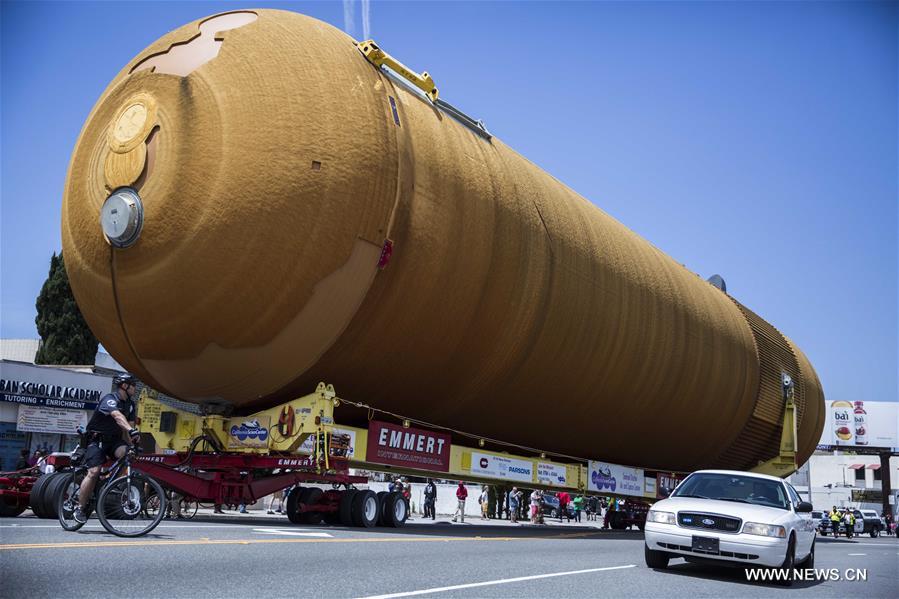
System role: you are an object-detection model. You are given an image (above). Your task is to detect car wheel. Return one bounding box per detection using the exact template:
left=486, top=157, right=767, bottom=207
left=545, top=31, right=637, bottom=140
left=551, top=509, right=559, bottom=519
left=644, top=544, right=669, bottom=569
left=777, top=535, right=795, bottom=587
left=870, top=527, right=879, bottom=538
left=805, top=538, right=815, bottom=569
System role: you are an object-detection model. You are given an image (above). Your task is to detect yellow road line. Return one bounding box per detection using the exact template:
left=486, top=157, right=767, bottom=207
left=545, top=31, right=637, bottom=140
left=1, top=531, right=600, bottom=551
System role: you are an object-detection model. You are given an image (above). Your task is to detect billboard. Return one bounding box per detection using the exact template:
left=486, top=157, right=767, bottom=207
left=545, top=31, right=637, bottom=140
left=588, top=460, right=645, bottom=497
left=819, top=401, right=898, bottom=450
left=536, top=462, right=568, bottom=487
left=470, top=451, right=534, bottom=482
left=366, top=420, right=451, bottom=472
left=17, top=405, right=87, bottom=435
left=0, top=361, right=111, bottom=411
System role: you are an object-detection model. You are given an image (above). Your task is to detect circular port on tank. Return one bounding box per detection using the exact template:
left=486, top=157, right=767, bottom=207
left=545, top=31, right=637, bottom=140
left=100, top=187, right=144, bottom=248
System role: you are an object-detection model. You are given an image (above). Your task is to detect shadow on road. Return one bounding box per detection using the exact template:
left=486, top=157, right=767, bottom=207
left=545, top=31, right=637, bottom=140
left=654, top=561, right=825, bottom=590
left=182, top=515, right=644, bottom=540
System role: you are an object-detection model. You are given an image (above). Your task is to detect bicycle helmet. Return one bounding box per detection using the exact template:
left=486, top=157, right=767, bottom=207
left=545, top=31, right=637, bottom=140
left=113, top=373, right=139, bottom=387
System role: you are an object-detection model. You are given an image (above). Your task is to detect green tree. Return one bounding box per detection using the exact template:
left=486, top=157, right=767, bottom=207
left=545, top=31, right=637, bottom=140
left=34, top=252, right=98, bottom=365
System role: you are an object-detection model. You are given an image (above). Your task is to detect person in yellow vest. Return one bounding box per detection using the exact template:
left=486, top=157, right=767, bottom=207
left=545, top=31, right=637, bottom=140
left=829, top=506, right=841, bottom=536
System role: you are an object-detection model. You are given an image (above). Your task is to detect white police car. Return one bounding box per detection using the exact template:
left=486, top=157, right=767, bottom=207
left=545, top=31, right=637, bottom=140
left=644, top=470, right=816, bottom=582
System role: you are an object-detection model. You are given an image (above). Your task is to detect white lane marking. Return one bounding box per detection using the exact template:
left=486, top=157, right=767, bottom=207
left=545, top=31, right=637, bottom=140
left=357, top=565, right=636, bottom=599
left=819, top=542, right=898, bottom=547
left=847, top=553, right=866, bottom=556
left=252, top=528, right=333, bottom=537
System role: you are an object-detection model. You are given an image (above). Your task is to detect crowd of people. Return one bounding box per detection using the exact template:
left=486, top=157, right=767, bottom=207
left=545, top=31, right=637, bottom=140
left=446, top=481, right=615, bottom=525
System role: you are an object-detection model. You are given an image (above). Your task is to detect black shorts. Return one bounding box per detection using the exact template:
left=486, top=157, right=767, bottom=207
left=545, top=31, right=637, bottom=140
left=84, top=435, right=127, bottom=468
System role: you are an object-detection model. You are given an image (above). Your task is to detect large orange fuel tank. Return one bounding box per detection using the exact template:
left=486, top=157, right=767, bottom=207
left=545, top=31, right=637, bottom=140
left=62, top=9, right=824, bottom=471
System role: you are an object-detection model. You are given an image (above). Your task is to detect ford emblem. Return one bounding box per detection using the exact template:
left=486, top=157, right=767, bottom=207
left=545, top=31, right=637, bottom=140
left=701, top=518, right=715, bottom=526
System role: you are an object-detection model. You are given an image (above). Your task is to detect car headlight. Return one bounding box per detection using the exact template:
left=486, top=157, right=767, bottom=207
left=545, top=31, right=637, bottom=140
left=647, top=510, right=676, bottom=525
left=742, top=522, right=786, bottom=538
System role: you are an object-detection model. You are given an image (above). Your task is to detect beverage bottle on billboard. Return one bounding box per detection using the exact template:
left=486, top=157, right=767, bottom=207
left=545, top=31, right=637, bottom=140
left=853, top=401, right=868, bottom=445
left=831, top=400, right=853, bottom=445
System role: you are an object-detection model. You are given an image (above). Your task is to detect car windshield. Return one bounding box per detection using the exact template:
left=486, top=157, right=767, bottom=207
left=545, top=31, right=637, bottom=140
left=672, top=473, right=789, bottom=510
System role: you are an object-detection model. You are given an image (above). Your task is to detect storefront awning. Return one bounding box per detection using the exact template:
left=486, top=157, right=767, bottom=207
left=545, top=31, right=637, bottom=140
left=866, top=464, right=881, bottom=470
left=848, top=464, right=865, bottom=469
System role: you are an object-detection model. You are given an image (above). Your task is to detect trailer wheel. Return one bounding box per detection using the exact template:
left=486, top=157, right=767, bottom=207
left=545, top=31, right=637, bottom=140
left=376, top=492, right=390, bottom=526
left=35, top=473, right=64, bottom=518
left=338, top=489, right=358, bottom=526
left=43, top=473, right=72, bottom=519
left=298, top=487, right=324, bottom=524
left=0, top=483, right=27, bottom=517
left=29, top=474, right=54, bottom=518
left=351, top=490, right=378, bottom=528
left=285, top=487, right=305, bottom=524
left=382, top=492, right=408, bottom=528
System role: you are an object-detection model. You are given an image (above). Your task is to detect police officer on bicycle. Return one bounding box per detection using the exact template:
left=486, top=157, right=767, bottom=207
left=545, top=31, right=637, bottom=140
left=74, top=374, right=142, bottom=523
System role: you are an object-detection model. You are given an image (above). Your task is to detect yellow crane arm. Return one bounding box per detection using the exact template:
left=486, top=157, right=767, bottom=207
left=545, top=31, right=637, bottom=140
left=356, top=40, right=439, bottom=102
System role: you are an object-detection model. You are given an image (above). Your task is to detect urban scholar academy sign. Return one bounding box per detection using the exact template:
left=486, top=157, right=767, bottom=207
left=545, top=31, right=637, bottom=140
left=366, top=420, right=451, bottom=472
left=0, top=378, right=102, bottom=411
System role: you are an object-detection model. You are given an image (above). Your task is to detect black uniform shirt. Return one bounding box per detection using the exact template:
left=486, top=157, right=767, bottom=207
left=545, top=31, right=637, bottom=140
left=87, top=392, right=135, bottom=437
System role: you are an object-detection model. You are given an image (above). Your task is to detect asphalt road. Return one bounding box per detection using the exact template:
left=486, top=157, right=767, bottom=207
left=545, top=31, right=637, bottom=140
left=2, top=515, right=896, bottom=598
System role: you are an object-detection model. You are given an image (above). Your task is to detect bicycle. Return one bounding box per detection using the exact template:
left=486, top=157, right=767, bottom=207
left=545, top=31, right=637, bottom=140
left=145, top=489, right=199, bottom=520
left=57, top=445, right=167, bottom=537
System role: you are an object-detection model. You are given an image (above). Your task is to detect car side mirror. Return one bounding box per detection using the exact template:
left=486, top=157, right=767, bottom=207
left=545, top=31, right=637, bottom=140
left=659, top=486, right=672, bottom=498
left=796, top=501, right=813, bottom=513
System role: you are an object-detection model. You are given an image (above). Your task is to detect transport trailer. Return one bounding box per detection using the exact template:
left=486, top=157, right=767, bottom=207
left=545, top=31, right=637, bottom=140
left=0, top=471, right=34, bottom=517
left=126, top=382, right=408, bottom=527
left=132, top=448, right=407, bottom=528
left=0, top=453, right=74, bottom=519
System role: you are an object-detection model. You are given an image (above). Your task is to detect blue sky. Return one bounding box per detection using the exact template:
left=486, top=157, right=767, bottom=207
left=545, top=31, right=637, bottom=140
left=1, top=1, right=896, bottom=404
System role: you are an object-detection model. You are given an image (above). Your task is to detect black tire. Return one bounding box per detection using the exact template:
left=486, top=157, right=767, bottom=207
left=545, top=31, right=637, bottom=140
left=799, top=538, right=815, bottom=569
left=42, top=473, right=70, bottom=519
left=338, top=489, right=358, bottom=526
left=609, top=511, right=625, bottom=530
left=382, top=492, right=408, bottom=528
left=180, top=498, right=199, bottom=519
left=298, top=487, right=324, bottom=524
left=870, top=527, right=879, bottom=538
left=97, top=474, right=166, bottom=538
left=644, top=544, right=669, bottom=569
left=376, top=492, right=390, bottom=526
left=285, top=487, right=304, bottom=524
left=551, top=509, right=559, bottom=519
left=56, top=472, right=91, bottom=531
left=777, top=535, right=795, bottom=587
left=0, top=481, right=27, bottom=517
left=144, top=492, right=163, bottom=520
left=351, top=490, right=379, bottom=528
left=29, top=473, right=55, bottom=518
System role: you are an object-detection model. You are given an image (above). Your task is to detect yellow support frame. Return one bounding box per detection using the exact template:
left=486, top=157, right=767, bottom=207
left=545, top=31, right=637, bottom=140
left=138, top=382, right=340, bottom=469
left=750, top=375, right=798, bottom=478
left=356, top=39, right=439, bottom=102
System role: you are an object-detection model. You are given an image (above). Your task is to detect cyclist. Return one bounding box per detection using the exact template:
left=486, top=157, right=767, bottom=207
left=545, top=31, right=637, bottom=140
left=74, top=374, right=142, bottom=523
